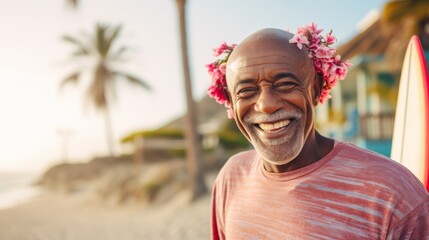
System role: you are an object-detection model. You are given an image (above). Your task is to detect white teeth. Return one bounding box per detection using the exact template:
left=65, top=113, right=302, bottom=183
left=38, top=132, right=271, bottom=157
left=259, top=120, right=291, bottom=131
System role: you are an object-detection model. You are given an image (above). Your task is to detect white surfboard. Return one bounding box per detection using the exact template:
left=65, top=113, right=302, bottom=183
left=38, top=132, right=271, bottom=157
left=391, top=35, right=429, bottom=191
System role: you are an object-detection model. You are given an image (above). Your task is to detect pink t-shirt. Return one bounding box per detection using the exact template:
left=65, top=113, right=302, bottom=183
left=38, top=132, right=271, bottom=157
left=211, top=142, right=429, bottom=239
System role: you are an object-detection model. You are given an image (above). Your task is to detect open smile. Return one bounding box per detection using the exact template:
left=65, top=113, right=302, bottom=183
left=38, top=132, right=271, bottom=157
left=254, top=118, right=297, bottom=139
left=257, top=119, right=291, bottom=132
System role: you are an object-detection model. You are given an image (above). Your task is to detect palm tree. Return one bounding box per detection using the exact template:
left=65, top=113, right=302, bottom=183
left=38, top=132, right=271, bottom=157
left=382, top=0, right=429, bottom=33
left=175, top=0, right=208, bottom=199
left=60, top=23, right=151, bottom=156
left=381, top=0, right=429, bottom=69
left=66, top=0, right=78, bottom=8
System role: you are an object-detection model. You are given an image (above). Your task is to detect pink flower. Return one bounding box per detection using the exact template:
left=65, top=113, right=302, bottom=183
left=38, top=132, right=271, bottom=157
left=319, top=89, right=332, bottom=104
left=330, top=56, right=351, bottom=81
left=297, top=26, right=308, bottom=35
left=218, top=63, right=227, bottom=74
left=289, top=34, right=309, bottom=49
left=288, top=23, right=350, bottom=103
left=206, top=62, right=217, bottom=74
left=213, top=42, right=237, bottom=57
left=308, top=22, right=323, bottom=35
left=325, top=32, right=336, bottom=45
left=334, top=65, right=348, bottom=81
left=212, top=68, right=224, bottom=83
left=326, top=73, right=337, bottom=86
left=321, top=61, right=333, bottom=74
left=343, top=59, right=352, bottom=68
left=213, top=42, right=229, bottom=57
left=314, top=45, right=335, bottom=59
left=310, top=34, right=321, bottom=46
left=207, top=42, right=238, bottom=117
left=313, top=60, right=322, bottom=72
left=208, top=84, right=227, bottom=105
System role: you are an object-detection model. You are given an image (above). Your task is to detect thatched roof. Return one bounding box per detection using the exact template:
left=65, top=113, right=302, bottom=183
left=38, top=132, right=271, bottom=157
left=337, top=20, right=389, bottom=60
left=337, top=16, right=429, bottom=72
left=337, top=19, right=402, bottom=72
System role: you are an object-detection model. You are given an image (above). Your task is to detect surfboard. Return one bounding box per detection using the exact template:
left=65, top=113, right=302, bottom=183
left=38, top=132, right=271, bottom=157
left=391, top=35, right=429, bottom=191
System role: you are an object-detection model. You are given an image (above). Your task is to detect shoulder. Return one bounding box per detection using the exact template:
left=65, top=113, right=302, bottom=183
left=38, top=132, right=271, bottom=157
left=215, top=149, right=259, bottom=184
left=333, top=142, right=428, bottom=203
left=326, top=142, right=429, bottom=229
left=219, top=149, right=259, bottom=175
left=337, top=141, right=392, bottom=162
left=224, top=149, right=258, bottom=169
left=337, top=142, right=419, bottom=178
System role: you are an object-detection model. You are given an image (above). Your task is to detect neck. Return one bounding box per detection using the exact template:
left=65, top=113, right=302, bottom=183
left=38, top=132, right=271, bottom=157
left=263, top=130, right=334, bottom=173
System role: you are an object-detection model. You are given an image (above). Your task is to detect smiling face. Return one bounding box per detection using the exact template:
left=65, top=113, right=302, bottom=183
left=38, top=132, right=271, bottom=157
left=226, top=29, right=321, bottom=168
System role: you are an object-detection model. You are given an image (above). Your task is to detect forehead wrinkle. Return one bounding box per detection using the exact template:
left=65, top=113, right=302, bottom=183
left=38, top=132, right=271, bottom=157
left=230, top=61, right=299, bottom=83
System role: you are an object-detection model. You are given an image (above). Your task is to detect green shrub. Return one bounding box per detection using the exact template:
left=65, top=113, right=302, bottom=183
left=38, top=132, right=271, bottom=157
left=218, top=131, right=250, bottom=149
left=121, top=128, right=184, bottom=143
left=217, top=119, right=250, bottom=149
left=167, top=149, right=186, bottom=158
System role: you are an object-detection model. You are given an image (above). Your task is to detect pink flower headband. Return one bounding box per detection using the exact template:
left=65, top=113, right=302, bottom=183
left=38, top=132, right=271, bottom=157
left=206, top=23, right=351, bottom=118
left=206, top=42, right=237, bottom=118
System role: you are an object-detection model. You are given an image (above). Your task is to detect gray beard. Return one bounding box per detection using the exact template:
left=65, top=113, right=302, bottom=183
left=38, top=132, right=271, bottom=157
left=251, top=133, right=304, bottom=165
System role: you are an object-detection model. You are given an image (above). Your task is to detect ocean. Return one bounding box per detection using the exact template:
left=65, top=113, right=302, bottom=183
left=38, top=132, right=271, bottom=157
left=0, top=171, right=45, bottom=210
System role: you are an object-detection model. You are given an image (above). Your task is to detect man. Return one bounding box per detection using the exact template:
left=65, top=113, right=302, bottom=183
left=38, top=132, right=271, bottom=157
left=207, top=25, right=429, bottom=239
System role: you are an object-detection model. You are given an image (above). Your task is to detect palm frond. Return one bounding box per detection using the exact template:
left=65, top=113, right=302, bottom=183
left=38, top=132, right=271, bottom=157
left=104, top=25, right=122, bottom=57
left=110, top=46, right=130, bottom=61
left=72, top=48, right=90, bottom=57
left=95, top=23, right=109, bottom=58
left=382, top=0, right=429, bottom=23
left=113, top=71, right=152, bottom=91
left=62, top=35, right=90, bottom=56
left=381, top=0, right=411, bottom=22
left=59, top=71, right=81, bottom=90
left=62, top=35, right=84, bottom=46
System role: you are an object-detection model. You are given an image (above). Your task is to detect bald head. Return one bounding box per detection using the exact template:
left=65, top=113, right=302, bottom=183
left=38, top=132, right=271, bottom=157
left=229, top=28, right=300, bottom=60
left=226, top=28, right=316, bottom=90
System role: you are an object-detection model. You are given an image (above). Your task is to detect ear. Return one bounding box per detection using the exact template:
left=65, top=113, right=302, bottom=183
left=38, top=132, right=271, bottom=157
left=223, top=86, right=233, bottom=109
left=311, top=73, right=323, bottom=106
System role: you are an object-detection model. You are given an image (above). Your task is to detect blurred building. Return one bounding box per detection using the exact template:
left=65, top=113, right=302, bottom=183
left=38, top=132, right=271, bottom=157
left=317, top=14, right=429, bottom=156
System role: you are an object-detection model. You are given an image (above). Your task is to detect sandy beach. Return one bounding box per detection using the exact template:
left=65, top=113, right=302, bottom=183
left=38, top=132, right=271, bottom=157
left=0, top=173, right=216, bottom=240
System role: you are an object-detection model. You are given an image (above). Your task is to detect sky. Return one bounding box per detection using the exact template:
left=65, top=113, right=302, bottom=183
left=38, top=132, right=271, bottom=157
left=0, top=0, right=387, bottom=173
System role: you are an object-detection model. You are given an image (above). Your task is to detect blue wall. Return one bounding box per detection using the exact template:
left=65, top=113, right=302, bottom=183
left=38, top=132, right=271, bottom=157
left=357, top=139, right=392, bottom=157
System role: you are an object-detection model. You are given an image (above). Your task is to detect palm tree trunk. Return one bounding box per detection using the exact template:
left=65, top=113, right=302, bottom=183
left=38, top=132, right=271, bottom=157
left=103, top=102, right=115, bottom=157
left=175, top=0, right=207, bottom=200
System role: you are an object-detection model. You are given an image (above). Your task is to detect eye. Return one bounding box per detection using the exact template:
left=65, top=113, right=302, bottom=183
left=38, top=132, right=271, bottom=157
left=274, top=81, right=296, bottom=91
left=236, top=87, right=258, bottom=98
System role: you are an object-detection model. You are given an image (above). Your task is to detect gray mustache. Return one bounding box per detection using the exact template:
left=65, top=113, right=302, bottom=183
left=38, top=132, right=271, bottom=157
left=244, top=110, right=303, bottom=123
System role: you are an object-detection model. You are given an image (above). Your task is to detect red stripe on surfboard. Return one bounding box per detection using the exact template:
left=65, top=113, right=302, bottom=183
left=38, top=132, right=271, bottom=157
left=411, top=35, right=429, bottom=191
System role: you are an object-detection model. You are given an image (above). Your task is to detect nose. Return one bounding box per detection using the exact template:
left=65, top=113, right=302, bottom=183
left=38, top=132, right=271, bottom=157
left=254, top=87, right=283, bottom=114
